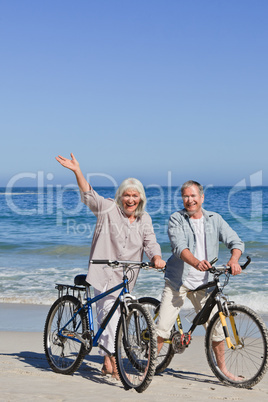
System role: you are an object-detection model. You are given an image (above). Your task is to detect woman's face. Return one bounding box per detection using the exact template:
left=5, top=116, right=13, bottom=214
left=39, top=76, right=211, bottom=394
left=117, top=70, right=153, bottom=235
left=121, top=188, right=141, bottom=216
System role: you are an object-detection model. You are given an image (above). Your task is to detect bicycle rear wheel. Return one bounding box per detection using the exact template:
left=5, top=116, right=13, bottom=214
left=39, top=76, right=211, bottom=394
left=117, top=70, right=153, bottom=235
left=115, top=303, right=157, bottom=393
left=205, top=304, right=268, bottom=388
left=138, top=297, right=175, bottom=374
left=44, top=295, right=89, bottom=374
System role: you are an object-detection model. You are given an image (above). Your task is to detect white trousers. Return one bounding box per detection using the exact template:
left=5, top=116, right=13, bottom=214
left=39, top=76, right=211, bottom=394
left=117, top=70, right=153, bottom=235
left=94, top=286, right=121, bottom=356
left=156, top=281, right=224, bottom=342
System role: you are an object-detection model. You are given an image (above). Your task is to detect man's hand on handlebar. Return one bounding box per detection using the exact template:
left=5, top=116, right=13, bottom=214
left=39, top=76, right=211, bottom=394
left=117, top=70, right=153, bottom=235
left=196, top=258, right=241, bottom=275
left=227, top=259, right=242, bottom=276
left=195, top=260, right=212, bottom=272
left=208, top=256, right=250, bottom=275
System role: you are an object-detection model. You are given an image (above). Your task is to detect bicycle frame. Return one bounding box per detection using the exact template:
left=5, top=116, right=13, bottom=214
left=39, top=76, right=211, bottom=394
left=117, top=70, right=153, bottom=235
left=159, top=281, right=219, bottom=345
left=187, top=274, right=243, bottom=350
left=55, top=265, right=139, bottom=352
left=161, top=262, right=250, bottom=351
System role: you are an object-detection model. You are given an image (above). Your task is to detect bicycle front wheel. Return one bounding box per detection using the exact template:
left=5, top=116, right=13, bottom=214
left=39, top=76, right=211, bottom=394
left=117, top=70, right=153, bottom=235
left=44, top=295, right=89, bottom=374
left=115, top=303, right=157, bottom=393
left=138, top=297, right=175, bottom=374
left=205, top=304, right=268, bottom=388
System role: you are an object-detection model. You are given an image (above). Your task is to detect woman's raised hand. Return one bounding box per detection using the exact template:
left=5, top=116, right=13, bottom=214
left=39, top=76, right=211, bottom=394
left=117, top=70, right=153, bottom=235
left=55, top=153, right=90, bottom=192
left=55, top=153, right=80, bottom=172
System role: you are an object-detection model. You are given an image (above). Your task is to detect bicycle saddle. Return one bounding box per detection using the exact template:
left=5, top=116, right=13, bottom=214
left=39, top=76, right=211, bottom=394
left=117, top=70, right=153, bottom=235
left=74, top=274, right=90, bottom=287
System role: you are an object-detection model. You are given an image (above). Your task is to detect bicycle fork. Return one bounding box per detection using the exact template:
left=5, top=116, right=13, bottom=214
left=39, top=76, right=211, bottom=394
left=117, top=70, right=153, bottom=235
left=217, top=303, right=242, bottom=350
left=120, top=297, right=143, bottom=352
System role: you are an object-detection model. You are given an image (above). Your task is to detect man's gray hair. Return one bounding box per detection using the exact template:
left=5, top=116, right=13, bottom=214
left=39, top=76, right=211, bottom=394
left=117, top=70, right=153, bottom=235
left=181, top=180, right=204, bottom=196
left=115, top=178, right=146, bottom=217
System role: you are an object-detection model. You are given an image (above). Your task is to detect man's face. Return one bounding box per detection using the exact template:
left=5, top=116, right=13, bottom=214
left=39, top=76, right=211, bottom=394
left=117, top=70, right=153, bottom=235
left=181, top=185, right=204, bottom=217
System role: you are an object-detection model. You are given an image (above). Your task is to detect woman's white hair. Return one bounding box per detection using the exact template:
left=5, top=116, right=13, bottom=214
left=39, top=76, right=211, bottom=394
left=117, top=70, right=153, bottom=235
left=115, top=178, right=147, bottom=217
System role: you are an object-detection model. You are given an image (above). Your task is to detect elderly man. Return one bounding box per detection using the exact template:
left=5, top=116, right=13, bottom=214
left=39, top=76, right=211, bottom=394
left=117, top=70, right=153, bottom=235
left=157, top=180, right=244, bottom=379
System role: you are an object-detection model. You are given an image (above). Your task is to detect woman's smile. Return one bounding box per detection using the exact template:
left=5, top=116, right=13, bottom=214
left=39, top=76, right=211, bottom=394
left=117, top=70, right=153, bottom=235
left=121, top=190, right=141, bottom=216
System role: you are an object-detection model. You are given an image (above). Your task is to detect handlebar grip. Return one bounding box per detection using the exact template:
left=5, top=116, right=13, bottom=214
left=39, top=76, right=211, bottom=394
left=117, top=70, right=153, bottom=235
left=241, top=256, right=251, bottom=270
left=209, top=257, right=218, bottom=266
left=90, top=260, right=119, bottom=265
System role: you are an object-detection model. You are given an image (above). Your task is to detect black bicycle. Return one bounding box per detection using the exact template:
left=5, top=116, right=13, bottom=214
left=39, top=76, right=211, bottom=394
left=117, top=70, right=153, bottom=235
left=139, top=257, right=268, bottom=388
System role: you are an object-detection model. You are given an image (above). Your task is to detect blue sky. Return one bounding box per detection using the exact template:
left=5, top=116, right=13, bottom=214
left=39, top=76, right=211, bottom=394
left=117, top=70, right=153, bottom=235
left=1, top=0, right=268, bottom=188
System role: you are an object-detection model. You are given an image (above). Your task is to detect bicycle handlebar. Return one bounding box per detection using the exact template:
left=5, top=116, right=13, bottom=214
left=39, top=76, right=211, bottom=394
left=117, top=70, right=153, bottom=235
left=90, top=256, right=251, bottom=273
left=209, top=256, right=251, bottom=274
left=241, top=256, right=251, bottom=270
left=89, top=259, right=153, bottom=268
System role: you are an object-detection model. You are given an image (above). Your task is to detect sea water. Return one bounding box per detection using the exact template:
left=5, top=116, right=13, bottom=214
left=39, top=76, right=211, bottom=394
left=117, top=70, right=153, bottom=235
left=0, top=185, right=267, bottom=317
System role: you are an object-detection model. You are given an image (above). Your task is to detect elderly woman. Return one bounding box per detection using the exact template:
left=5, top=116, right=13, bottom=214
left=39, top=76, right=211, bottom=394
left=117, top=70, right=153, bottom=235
left=56, top=153, right=165, bottom=379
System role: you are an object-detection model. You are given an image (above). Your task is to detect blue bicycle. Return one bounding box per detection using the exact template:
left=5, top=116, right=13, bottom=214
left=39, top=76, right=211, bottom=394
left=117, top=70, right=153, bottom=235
left=43, top=260, right=157, bottom=393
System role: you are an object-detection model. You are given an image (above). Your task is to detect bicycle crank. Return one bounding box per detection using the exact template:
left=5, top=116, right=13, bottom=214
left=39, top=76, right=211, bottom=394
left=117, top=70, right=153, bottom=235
left=172, top=332, right=191, bottom=354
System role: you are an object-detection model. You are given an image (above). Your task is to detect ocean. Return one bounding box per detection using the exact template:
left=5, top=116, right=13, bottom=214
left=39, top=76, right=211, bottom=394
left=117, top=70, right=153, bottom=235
left=0, top=185, right=267, bottom=321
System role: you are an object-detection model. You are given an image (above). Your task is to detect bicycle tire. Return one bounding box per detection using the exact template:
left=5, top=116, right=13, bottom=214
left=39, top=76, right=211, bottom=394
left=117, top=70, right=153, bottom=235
left=138, top=297, right=175, bottom=374
left=44, top=295, right=89, bottom=374
left=115, top=302, right=157, bottom=393
left=205, top=304, right=268, bottom=388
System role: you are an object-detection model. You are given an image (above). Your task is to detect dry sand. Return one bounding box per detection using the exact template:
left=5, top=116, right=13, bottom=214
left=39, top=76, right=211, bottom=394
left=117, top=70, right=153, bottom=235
left=1, top=330, right=267, bottom=402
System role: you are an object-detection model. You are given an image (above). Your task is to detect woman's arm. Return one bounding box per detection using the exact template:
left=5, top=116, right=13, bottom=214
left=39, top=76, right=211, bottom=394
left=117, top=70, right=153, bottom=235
left=56, top=153, right=90, bottom=192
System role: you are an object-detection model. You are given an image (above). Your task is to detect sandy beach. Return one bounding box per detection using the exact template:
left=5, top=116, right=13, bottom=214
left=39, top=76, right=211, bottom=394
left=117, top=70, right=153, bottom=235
left=1, top=327, right=268, bottom=402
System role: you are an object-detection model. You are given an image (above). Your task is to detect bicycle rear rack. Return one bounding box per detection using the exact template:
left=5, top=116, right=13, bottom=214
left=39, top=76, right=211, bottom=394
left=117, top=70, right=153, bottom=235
left=55, top=274, right=90, bottom=303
